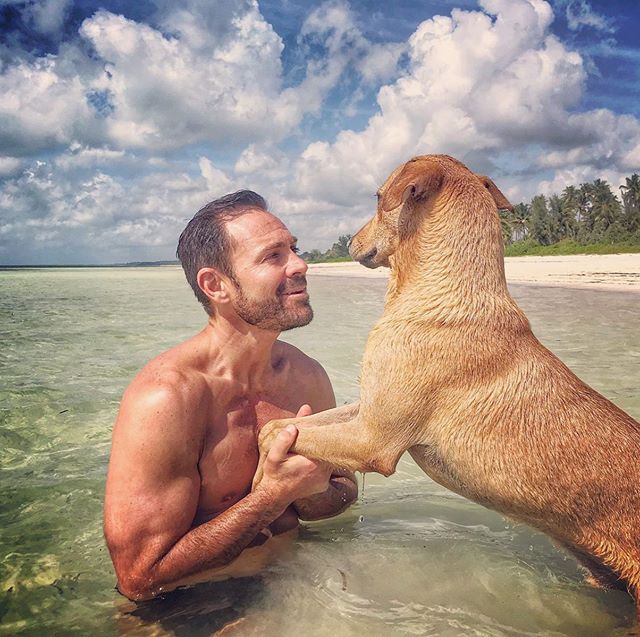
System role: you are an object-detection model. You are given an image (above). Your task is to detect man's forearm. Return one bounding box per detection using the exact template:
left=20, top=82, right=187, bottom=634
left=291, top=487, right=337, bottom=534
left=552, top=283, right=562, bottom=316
left=124, top=486, right=288, bottom=600
left=293, top=472, right=358, bottom=520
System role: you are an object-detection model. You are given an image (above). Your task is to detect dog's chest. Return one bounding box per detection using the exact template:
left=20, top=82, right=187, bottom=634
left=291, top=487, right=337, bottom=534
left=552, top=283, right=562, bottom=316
left=408, top=443, right=492, bottom=504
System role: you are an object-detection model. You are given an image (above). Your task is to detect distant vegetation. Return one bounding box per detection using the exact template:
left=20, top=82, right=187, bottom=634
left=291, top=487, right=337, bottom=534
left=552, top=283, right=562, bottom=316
left=501, top=173, right=640, bottom=256
left=300, top=234, right=353, bottom=263
left=306, top=173, right=640, bottom=262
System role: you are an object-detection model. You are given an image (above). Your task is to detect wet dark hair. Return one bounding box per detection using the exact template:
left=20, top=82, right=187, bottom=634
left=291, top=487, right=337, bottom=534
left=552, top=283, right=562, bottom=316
left=176, top=190, right=268, bottom=314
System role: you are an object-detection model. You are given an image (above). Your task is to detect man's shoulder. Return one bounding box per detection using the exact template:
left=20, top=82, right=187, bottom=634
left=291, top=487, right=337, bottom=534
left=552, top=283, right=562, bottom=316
left=121, top=347, right=209, bottom=421
left=275, top=341, right=335, bottom=410
left=275, top=340, right=326, bottom=377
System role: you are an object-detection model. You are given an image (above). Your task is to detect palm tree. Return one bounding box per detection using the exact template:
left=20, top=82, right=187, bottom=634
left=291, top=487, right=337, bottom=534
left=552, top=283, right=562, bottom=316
left=560, top=185, right=580, bottom=239
left=499, top=209, right=514, bottom=244
left=587, top=179, right=622, bottom=239
left=528, top=195, right=552, bottom=245
left=511, top=203, right=529, bottom=242
left=620, top=174, right=640, bottom=233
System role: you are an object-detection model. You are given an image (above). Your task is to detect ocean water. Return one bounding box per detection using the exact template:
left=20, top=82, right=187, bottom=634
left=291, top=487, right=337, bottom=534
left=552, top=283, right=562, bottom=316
left=0, top=266, right=638, bottom=637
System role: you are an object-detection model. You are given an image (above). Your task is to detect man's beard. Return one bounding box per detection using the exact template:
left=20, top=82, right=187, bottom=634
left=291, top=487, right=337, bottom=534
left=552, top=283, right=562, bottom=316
left=231, top=275, right=313, bottom=331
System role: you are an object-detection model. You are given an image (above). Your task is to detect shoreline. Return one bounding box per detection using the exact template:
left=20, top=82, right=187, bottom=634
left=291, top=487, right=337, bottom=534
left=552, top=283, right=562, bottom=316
left=307, top=254, right=640, bottom=293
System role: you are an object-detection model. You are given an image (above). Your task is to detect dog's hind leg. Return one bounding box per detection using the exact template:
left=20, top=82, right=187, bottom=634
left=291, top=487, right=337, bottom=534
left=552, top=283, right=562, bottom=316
left=565, top=545, right=628, bottom=591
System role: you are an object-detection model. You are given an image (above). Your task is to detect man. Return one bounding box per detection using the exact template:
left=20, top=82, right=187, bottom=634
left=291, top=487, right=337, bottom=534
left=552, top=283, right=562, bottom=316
left=104, top=191, right=358, bottom=601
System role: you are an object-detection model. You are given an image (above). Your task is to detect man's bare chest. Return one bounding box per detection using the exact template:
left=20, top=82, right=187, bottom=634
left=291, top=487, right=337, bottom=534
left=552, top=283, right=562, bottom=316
left=194, top=395, right=301, bottom=520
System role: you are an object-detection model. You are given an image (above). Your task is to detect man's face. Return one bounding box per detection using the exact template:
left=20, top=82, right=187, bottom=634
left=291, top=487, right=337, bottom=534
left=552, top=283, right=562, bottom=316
left=224, top=209, right=313, bottom=332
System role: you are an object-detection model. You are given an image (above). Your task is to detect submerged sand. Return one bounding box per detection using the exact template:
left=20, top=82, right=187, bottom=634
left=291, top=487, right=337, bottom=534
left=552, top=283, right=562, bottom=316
left=308, top=253, right=640, bottom=292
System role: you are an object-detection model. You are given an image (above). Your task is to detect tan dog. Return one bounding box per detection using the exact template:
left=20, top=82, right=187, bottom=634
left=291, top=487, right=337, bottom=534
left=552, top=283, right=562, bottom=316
left=257, top=154, right=640, bottom=614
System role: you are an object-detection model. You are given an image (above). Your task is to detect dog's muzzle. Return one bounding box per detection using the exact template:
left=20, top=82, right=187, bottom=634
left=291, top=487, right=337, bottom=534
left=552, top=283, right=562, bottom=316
left=357, top=246, right=379, bottom=268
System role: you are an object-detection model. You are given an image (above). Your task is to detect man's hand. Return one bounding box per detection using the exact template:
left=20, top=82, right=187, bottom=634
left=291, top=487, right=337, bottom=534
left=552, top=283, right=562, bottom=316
left=282, top=404, right=359, bottom=521
left=258, top=417, right=332, bottom=507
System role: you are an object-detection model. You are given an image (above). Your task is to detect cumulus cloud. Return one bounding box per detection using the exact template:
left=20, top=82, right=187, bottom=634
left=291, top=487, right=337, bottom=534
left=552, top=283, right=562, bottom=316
left=289, top=0, right=640, bottom=209
left=0, top=55, right=102, bottom=155
left=78, top=5, right=296, bottom=150
left=0, top=0, right=401, bottom=157
left=299, top=0, right=405, bottom=87
left=0, top=156, right=219, bottom=263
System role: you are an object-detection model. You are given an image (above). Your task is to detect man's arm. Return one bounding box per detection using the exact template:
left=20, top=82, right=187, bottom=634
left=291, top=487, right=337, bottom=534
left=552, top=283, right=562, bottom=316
left=291, top=363, right=359, bottom=520
left=104, top=380, right=331, bottom=601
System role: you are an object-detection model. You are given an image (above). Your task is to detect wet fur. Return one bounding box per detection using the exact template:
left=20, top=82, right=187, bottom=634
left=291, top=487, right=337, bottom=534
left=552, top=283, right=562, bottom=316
left=256, top=154, right=640, bottom=613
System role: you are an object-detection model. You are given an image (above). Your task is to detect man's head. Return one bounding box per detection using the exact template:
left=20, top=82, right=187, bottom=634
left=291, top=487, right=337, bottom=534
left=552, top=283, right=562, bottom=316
left=177, top=190, right=313, bottom=331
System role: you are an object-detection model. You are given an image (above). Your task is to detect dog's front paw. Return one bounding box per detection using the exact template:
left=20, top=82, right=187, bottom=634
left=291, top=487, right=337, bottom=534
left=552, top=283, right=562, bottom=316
left=257, top=418, right=289, bottom=455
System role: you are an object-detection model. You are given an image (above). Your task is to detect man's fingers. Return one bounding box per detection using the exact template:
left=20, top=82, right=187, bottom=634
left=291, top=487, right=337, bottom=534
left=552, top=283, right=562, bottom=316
left=266, top=425, right=298, bottom=462
left=296, top=404, right=313, bottom=417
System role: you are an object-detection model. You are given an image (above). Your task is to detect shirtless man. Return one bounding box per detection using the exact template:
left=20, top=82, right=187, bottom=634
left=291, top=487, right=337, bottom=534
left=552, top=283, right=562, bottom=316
left=104, top=190, right=358, bottom=601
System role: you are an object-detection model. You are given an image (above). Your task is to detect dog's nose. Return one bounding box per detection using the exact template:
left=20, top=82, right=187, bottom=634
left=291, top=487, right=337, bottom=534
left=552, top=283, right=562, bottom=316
left=360, top=246, right=378, bottom=267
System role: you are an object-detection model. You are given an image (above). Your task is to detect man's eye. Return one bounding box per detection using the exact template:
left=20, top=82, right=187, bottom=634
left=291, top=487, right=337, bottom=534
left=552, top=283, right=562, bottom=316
left=292, top=246, right=300, bottom=254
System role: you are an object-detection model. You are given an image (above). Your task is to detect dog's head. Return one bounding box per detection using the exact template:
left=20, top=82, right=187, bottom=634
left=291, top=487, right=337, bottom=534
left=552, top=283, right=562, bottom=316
left=349, top=155, right=513, bottom=268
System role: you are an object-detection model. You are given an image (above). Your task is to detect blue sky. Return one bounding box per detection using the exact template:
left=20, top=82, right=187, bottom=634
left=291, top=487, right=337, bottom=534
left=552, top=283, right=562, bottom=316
left=0, top=0, right=639, bottom=264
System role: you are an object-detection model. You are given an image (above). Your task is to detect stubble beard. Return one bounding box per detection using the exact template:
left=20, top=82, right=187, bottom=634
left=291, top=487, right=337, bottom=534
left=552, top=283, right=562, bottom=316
left=231, top=275, right=314, bottom=332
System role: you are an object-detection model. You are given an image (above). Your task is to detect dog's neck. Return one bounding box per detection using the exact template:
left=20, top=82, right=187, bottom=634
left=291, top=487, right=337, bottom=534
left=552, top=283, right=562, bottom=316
left=385, top=199, right=517, bottom=323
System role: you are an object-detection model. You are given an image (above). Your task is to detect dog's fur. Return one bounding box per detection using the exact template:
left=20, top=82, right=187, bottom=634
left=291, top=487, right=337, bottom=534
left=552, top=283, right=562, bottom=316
left=257, top=154, right=640, bottom=613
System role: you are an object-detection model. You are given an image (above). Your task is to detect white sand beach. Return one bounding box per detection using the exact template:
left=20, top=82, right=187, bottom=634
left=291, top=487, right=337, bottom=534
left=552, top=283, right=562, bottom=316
left=308, top=253, right=640, bottom=292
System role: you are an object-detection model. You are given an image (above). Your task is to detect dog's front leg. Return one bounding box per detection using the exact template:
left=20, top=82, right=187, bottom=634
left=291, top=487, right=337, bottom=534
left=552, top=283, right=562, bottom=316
left=253, top=401, right=404, bottom=490
left=287, top=418, right=398, bottom=475
left=252, top=403, right=361, bottom=490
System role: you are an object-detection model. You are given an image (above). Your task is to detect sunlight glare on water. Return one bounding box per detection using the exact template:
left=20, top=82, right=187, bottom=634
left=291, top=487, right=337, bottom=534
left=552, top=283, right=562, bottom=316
left=0, top=266, right=638, bottom=636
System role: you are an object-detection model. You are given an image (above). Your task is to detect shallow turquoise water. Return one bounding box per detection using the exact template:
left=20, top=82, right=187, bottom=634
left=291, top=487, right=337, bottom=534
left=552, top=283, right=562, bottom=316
left=0, top=266, right=638, bottom=636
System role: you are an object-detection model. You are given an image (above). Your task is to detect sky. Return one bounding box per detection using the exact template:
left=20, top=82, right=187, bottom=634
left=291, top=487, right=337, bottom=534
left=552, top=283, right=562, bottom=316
left=0, top=0, right=639, bottom=265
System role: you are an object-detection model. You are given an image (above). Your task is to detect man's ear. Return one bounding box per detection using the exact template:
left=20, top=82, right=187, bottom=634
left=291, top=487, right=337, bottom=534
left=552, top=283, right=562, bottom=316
left=381, top=161, right=444, bottom=212
left=197, top=267, right=232, bottom=305
left=477, top=175, right=513, bottom=211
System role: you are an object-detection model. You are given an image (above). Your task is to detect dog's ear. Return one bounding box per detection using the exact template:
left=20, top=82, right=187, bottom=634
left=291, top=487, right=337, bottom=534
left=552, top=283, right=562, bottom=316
left=381, top=162, right=444, bottom=212
left=477, top=175, right=513, bottom=211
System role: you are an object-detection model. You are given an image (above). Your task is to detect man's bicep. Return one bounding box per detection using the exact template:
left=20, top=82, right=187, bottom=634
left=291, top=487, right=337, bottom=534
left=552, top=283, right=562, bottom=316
left=104, top=385, right=201, bottom=583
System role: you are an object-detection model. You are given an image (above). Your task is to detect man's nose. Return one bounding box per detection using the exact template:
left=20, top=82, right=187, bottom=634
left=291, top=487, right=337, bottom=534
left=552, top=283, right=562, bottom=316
left=287, top=250, right=308, bottom=277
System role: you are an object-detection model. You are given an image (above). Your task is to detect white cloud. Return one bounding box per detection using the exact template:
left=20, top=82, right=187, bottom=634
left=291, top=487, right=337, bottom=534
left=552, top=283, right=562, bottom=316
left=299, top=0, right=405, bottom=87
left=198, top=157, right=233, bottom=195
left=234, top=145, right=291, bottom=180
left=23, top=0, right=72, bottom=36
left=53, top=143, right=127, bottom=169
left=0, top=0, right=398, bottom=156
left=288, top=0, right=640, bottom=211
left=78, top=6, right=296, bottom=150
left=562, top=0, right=615, bottom=34
left=0, top=156, right=23, bottom=177
left=0, top=157, right=216, bottom=263
left=0, top=56, right=101, bottom=155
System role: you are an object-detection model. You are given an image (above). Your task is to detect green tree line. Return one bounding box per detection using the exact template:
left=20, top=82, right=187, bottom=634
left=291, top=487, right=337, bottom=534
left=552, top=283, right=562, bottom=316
left=300, top=234, right=352, bottom=263
left=501, top=173, right=640, bottom=255
left=304, top=173, right=640, bottom=262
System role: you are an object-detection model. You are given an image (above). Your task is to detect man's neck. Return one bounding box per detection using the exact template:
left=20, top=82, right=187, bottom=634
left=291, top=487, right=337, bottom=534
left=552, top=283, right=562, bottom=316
left=201, top=314, right=281, bottom=393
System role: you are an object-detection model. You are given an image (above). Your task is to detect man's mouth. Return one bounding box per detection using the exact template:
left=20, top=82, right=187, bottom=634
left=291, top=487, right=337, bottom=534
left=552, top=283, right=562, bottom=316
left=278, top=276, right=308, bottom=298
